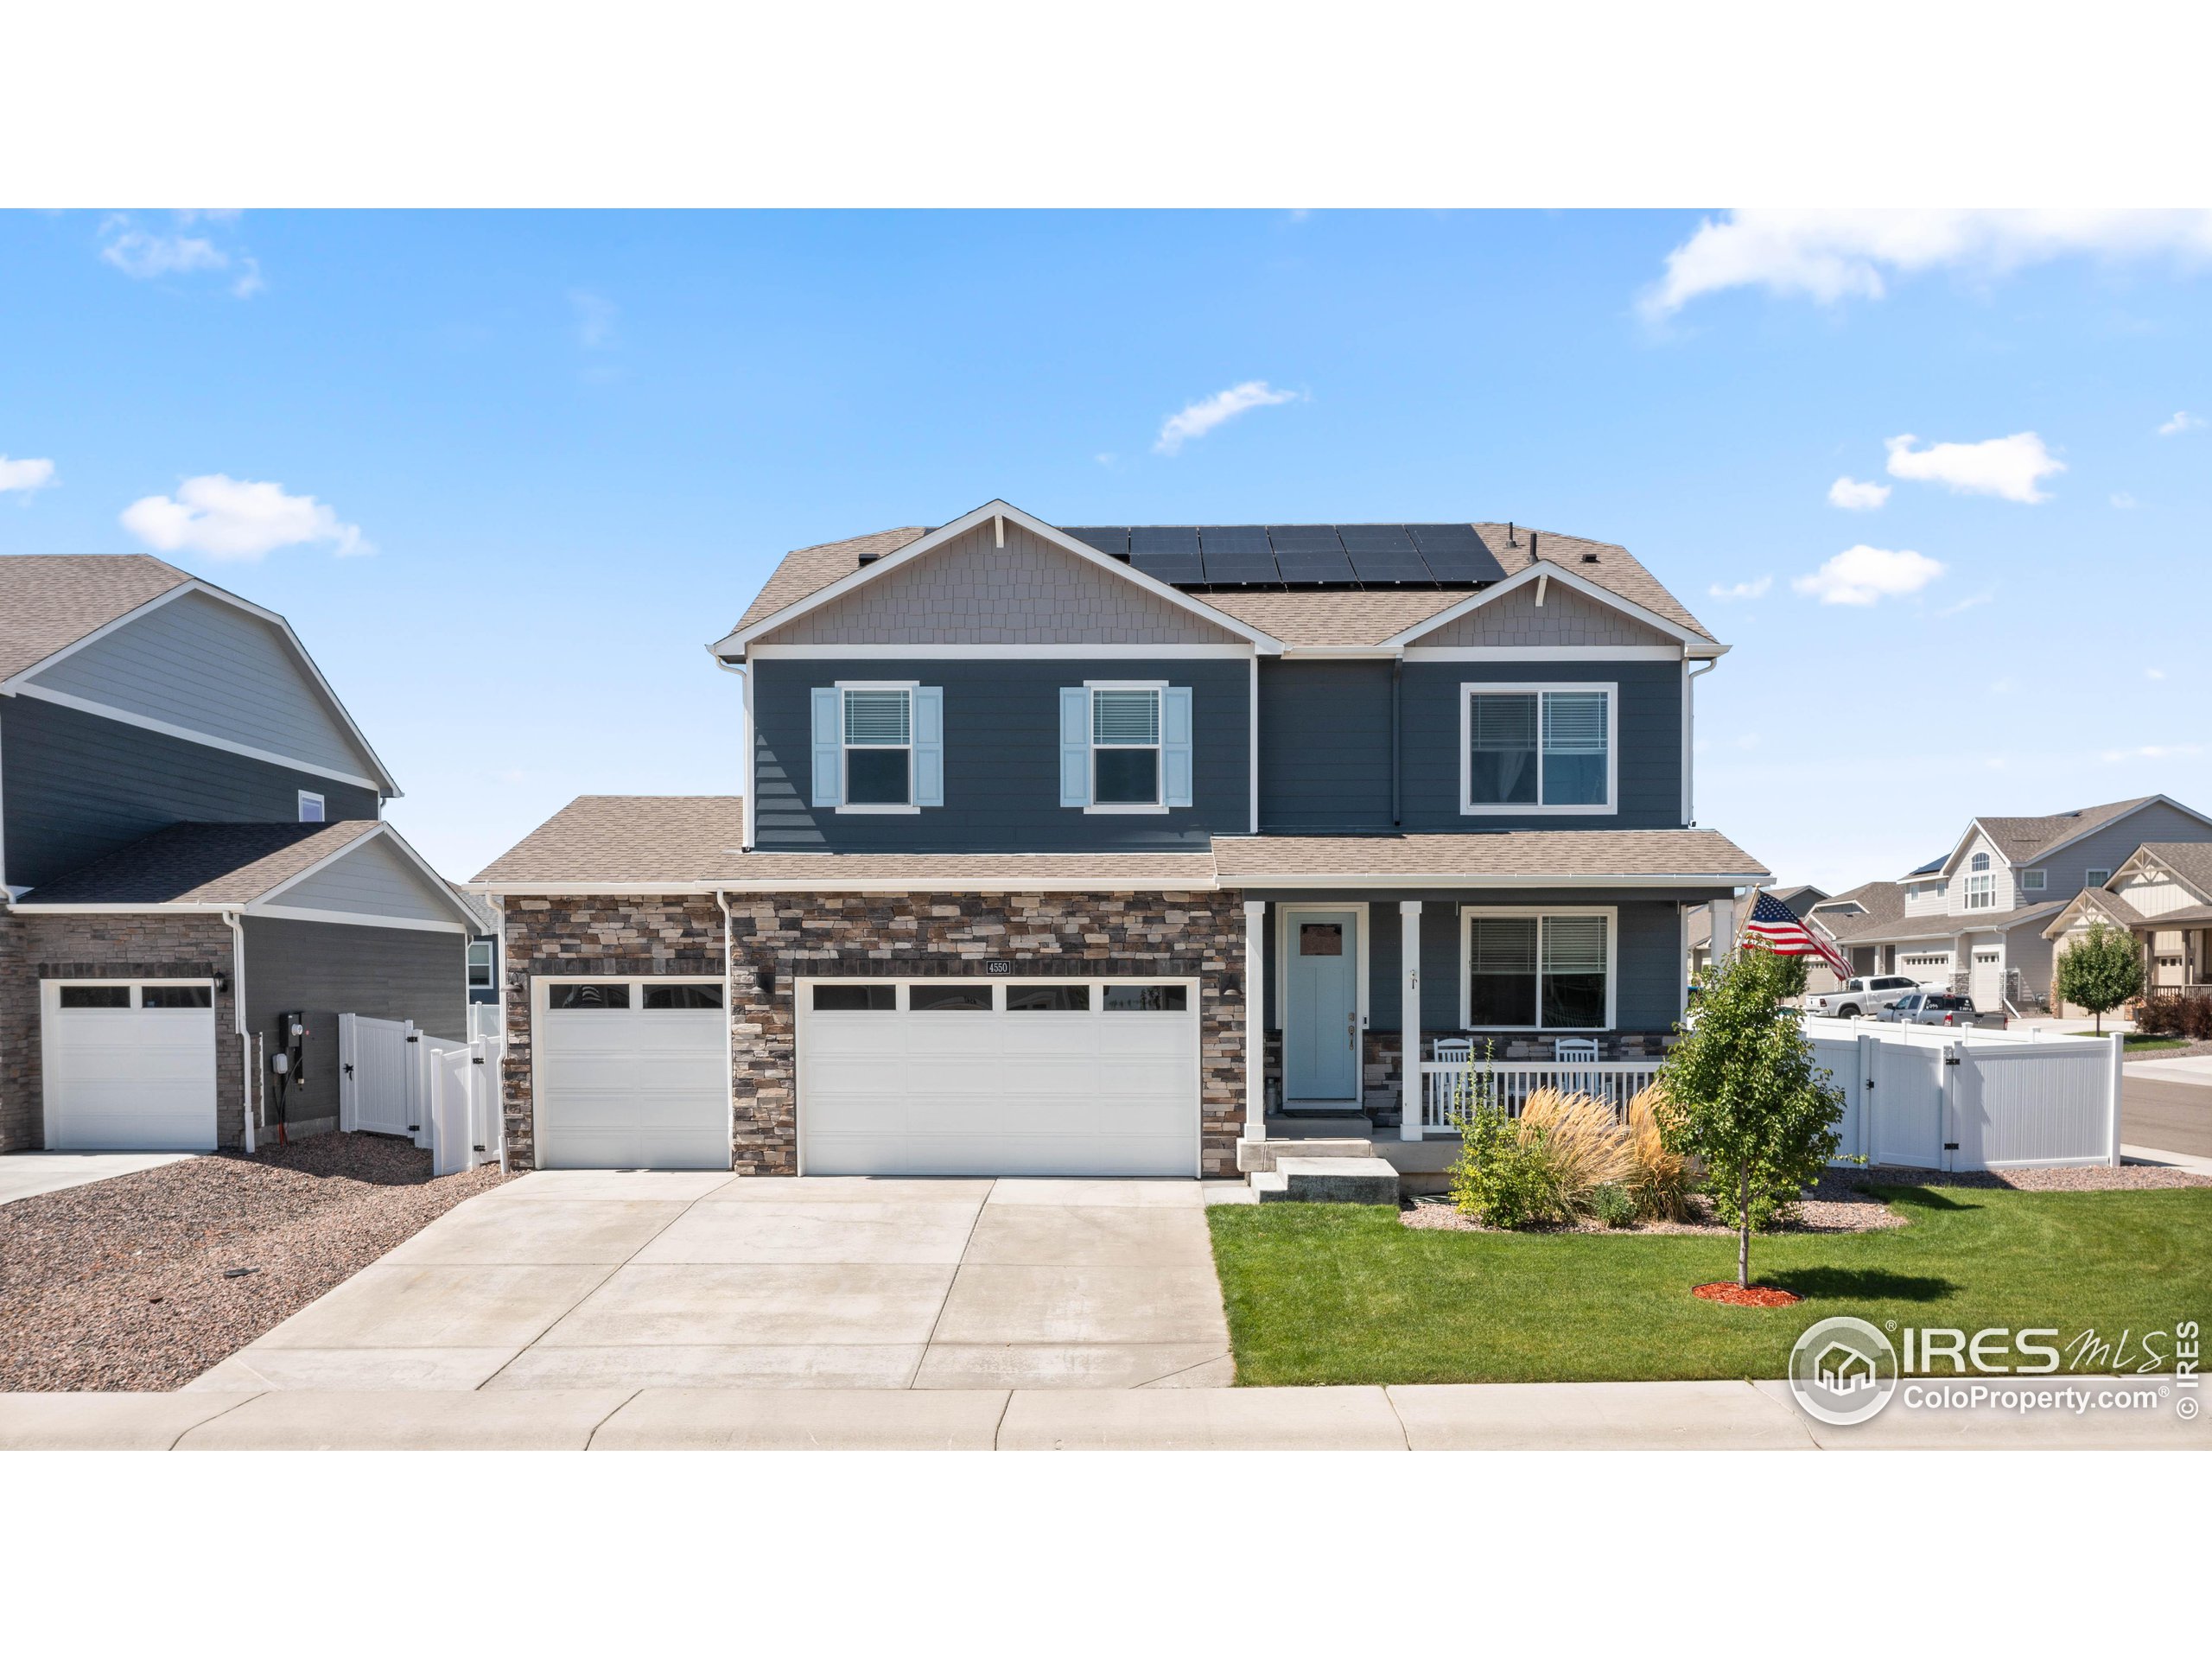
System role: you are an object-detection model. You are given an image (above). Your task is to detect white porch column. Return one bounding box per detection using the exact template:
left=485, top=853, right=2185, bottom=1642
left=1400, top=900, right=1423, bottom=1141
left=1710, top=894, right=1737, bottom=962
left=1243, top=900, right=1268, bottom=1141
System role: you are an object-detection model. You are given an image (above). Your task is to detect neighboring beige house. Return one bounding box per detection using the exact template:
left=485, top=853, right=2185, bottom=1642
left=2042, top=842, right=2212, bottom=1017
left=1808, top=797, right=2212, bottom=1013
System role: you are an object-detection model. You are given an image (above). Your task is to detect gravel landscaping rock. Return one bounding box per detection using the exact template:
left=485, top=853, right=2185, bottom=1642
left=1855, top=1163, right=2212, bottom=1192
left=0, top=1134, right=511, bottom=1392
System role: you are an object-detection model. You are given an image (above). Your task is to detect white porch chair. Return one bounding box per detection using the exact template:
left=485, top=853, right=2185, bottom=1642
left=1551, top=1037, right=1601, bottom=1103
left=1430, top=1037, right=1473, bottom=1064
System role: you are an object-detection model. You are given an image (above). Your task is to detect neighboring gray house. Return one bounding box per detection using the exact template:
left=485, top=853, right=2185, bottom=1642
left=473, top=499, right=1767, bottom=1179
left=1811, top=797, right=2212, bottom=1012
left=2042, top=842, right=2212, bottom=1015
left=0, top=555, right=481, bottom=1154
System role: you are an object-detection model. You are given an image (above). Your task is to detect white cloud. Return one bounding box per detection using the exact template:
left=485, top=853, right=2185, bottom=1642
left=2146, top=667, right=2166, bottom=680
left=1885, top=431, right=2063, bottom=503
left=1827, top=476, right=1891, bottom=511
left=569, top=289, right=617, bottom=350
left=119, top=474, right=372, bottom=562
left=2111, top=491, right=2139, bottom=510
left=0, top=454, right=57, bottom=494
left=1792, top=545, right=1946, bottom=607
left=1707, top=576, right=1770, bottom=601
left=1640, top=209, right=2212, bottom=316
left=99, top=213, right=263, bottom=299
left=2158, top=410, right=2203, bottom=436
left=1154, top=380, right=1300, bottom=455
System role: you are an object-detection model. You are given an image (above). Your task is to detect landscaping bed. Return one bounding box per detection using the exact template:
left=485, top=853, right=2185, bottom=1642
left=0, top=1134, right=510, bottom=1391
left=1208, top=1182, right=2212, bottom=1385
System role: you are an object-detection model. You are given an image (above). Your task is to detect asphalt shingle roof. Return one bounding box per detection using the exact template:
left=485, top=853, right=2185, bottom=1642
left=723, top=519, right=1714, bottom=650
left=1211, top=830, right=1763, bottom=883
left=0, top=554, right=193, bottom=682
left=1974, top=798, right=2161, bottom=866
left=474, top=797, right=751, bottom=885
left=19, top=820, right=379, bottom=906
left=2130, top=842, right=2212, bottom=901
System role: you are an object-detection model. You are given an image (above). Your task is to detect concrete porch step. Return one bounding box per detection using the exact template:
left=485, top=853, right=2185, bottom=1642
left=1237, top=1138, right=1381, bottom=1173
left=1252, top=1156, right=1402, bottom=1205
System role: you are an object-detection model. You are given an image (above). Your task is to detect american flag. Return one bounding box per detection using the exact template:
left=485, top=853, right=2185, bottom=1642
left=1740, top=889, right=1851, bottom=980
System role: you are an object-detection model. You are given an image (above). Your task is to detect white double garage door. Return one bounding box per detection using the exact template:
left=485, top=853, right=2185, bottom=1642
left=531, top=975, right=1200, bottom=1176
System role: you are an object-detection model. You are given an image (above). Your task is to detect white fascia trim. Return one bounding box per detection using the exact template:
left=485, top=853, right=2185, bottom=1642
left=1405, top=645, right=1684, bottom=663
left=7, top=683, right=385, bottom=793
left=1, top=578, right=403, bottom=797
left=250, top=903, right=468, bottom=933
left=1234, top=872, right=1768, bottom=891
left=467, top=869, right=1765, bottom=898
left=1378, top=560, right=1714, bottom=651
left=1278, top=647, right=1401, bottom=659
left=750, top=643, right=1256, bottom=659
left=711, top=499, right=1286, bottom=658
left=7, top=901, right=238, bottom=914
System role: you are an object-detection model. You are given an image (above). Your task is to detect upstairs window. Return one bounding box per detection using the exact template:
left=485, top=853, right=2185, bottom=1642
left=1462, top=685, right=1613, bottom=813
left=1970, top=852, right=1990, bottom=872
left=2085, top=868, right=2111, bottom=888
left=2021, top=868, right=2047, bottom=892
left=1059, top=683, right=1192, bottom=810
left=1964, top=872, right=1996, bottom=910
left=810, top=684, right=942, bottom=811
left=297, top=791, right=326, bottom=823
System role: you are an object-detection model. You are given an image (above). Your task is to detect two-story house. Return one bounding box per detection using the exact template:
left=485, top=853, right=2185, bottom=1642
left=473, top=500, right=1765, bottom=1179
left=2041, top=842, right=2212, bottom=1013
left=0, top=556, right=486, bottom=1155
left=1808, top=795, right=2212, bottom=1013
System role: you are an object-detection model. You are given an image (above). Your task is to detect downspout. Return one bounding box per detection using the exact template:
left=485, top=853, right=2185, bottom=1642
left=224, top=909, right=254, bottom=1154
left=715, top=888, right=741, bottom=1175
left=1685, top=657, right=1718, bottom=824
left=1390, top=657, right=1403, bottom=828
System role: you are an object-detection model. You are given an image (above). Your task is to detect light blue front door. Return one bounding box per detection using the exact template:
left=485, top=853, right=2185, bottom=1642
left=1285, top=909, right=1359, bottom=1102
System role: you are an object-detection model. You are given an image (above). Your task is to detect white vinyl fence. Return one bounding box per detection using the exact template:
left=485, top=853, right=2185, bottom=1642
left=1414, top=1020, right=2121, bottom=1171
left=340, top=1012, right=501, bottom=1174
left=1802, top=1016, right=2120, bottom=1171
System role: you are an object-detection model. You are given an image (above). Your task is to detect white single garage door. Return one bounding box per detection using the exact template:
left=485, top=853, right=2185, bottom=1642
left=798, top=978, right=1199, bottom=1177
left=1899, top=950, right=1954, bottom=988
left=533, top=978, right=728, bottom=1169
left=42, top=981, right=218, bottom=1150
left=1969, top=949, right=2003, bottom=1011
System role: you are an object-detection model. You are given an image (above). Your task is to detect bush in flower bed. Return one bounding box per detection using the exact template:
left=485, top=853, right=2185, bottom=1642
left=2136, top=994, right=2186, bottom=1038
left=1447, top=1084, right=1693, bottom=1229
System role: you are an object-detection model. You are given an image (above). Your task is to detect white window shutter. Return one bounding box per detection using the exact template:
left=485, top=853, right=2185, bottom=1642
left=1161, top=686, right=1193, bottom=808
left=810, top=687, right=843, bottom=807
left=1058, top=687, right=1091, bottom=807
left=912, top=686, right=944, bottom=807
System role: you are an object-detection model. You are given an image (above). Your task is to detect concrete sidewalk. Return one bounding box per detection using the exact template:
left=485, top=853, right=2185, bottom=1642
left=3, top=1380, right=2204, bottom=1450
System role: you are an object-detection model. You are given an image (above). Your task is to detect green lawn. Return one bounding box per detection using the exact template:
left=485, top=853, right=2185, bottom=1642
left=1206, top=1185, right=2212, bottom=1384
left=2071, top=1031, right=2190, bottom=1053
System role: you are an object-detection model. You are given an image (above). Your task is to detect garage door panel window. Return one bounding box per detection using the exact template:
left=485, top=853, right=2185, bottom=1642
left=814, top=984, right=897, bottom=1011
left=59, top=985, right=132, bottom=1009
left=1008, top=985, right=1090, bottom=1011
left=550, top=983, right=631, bottom=1010
left=1461, top=911, right=1613, bottom=1030
left=910, top=983, right=992, bottom=1011
left=644, top=984, right=724, bottom=1010
left=141, top=986, right=213, bottom=1009
left=1103, top=983, right=1187, bottom=1012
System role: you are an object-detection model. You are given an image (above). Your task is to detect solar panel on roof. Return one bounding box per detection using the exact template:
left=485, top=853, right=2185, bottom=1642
left=1266, top=525, right=1345, bottom=548
left=1065, top=526, right=1129, bottom=558
left=1345, top=549, right=1431, bottom=583
left=1130, top=553, right=1205, bottom=585
left=1274, top=550, right=1357, bottom=583
left=1198, top=525, right=1271, bottom=553
left=1406, top=523, right=1483, bottom=546
left=1338, top=524, right=1418, bottom=552
left=1201, top=552, right=1281, bottom=585
left=1129, top=526, right=1201, bottom=556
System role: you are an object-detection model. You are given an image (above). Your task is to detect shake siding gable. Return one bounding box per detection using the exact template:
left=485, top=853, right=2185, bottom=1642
left=752, top=522, right=1244, bottom=647
left=1414, top=580, right=1676, bottom=649
left=26, top=588, right=383, bottom=782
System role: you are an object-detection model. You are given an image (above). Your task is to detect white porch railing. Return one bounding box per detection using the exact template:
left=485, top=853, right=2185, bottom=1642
left=1418, top=1060, right=1662, bottom=1132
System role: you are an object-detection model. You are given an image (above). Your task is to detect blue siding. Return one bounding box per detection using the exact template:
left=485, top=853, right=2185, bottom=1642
left=1, top=696, right=380, bottom=892
left=1255, top=893, right=1701, bottom=1034
left=752, top=658, right=1249, bottom=850
left=1257, top=660, right=1396, bottom=832
left=1399, top=661, right=1683, bottom=830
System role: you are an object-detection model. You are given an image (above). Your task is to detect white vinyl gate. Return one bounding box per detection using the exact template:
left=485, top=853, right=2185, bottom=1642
left=339, top=1013, right=499, bottom=1173
left=1802, top=1017, right=2120, bottom=1170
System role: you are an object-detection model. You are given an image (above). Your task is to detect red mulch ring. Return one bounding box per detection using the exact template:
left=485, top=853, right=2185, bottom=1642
left=1693, top=1281, right=1802, bottom=1307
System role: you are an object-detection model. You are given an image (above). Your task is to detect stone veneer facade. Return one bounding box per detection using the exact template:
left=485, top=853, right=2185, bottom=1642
left=0, top=912, right=248, bottom=1152
left=499, top=890, right=1248, bottom=1176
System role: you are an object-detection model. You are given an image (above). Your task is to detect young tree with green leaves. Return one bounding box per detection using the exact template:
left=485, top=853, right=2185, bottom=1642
left=2053, top=919, right=2144, bottom=1034
left=1655, top=944, right=1844, bottom=1287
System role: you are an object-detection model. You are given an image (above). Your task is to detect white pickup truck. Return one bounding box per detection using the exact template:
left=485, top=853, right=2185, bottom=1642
left=1805, top=973, right=1929, bottom=1020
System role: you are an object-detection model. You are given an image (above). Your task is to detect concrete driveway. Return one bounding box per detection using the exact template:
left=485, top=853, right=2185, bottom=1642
left=0, top=1152, right=200, bottom=1207
left=191, top=1173, right=1234, bottom=1392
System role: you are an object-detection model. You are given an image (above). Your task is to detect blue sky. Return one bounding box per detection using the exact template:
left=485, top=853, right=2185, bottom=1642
left=3, top=208, right=2206, bottom=890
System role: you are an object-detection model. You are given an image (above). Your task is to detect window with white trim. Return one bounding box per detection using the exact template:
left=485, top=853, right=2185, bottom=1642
left=1461, top=685, right=1613, bottom=813
left=2020, top=868, right=2046, bottom=892
left=467, top=940, right=494, bottom=989
left=1970, top=852, right=1990, bottom=871
left=842, top=687, right=912, bottom=806
left=1461, top=910, right=1612, bottom=1030
left=1091, top=688, right=1161, bottom=805
left=297, top=791, right=325, bottom=823
left=1963, top=872, right=1996, bottom=910
left=2085, top=868, right=2111, bottom=888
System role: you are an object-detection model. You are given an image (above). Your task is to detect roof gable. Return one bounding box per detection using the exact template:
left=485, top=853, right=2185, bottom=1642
left=2116, top=842, right=2212, bottom=904
left=1382, top=561, right=1713, bottom=652
left=0, top=554, right=191, bottom=681
left=1406, top=569, right=1681, bottom=650
left=1939, top=796, right=2209, bottom=876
